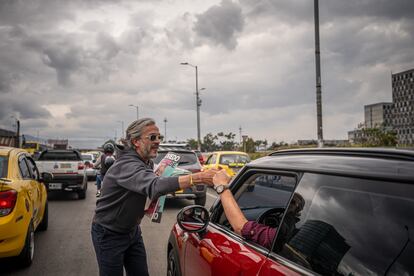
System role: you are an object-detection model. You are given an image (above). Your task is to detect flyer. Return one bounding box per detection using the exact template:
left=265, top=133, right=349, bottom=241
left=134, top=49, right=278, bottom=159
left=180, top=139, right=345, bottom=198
left=145, top=152, right=181, bottom=223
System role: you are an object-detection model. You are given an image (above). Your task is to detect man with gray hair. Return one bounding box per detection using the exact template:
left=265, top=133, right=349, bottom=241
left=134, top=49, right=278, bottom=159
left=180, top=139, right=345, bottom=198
left=91, top=118, right=217, bottom=276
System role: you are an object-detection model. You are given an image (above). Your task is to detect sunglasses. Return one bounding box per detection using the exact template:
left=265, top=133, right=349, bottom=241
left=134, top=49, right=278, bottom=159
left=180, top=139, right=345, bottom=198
left=144, top=134, right=164, bottom=141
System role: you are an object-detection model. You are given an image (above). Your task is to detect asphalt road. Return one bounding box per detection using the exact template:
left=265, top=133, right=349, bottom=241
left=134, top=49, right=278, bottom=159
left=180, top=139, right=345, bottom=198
left=0, top=182, right=218, bottom=276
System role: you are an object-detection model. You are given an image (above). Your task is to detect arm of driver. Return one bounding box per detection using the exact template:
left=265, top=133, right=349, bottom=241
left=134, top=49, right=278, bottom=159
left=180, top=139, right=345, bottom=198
left=214, top=170, right=248, bottom=235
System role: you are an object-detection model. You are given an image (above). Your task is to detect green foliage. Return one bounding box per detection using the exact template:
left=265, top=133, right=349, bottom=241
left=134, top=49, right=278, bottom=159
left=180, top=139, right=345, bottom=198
left=202, top=133, right=219, bottom=152
left=360, top=127, right=397, bottom=147
left=186, top=138, right=198, bottom=149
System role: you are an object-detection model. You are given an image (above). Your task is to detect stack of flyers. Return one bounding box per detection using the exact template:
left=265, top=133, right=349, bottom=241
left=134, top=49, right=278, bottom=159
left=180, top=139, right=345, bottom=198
left=145, top=152, right=181, bottom=223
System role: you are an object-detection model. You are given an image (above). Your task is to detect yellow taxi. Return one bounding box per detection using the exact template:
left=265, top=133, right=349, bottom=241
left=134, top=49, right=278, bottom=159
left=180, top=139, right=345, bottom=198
left=0, top=146, right=51, bottom=267
left=203, top=151, right=250, bottom=177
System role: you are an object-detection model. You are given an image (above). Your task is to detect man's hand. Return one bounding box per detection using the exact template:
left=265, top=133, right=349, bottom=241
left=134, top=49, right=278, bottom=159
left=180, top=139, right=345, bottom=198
left=213, top=170, right=231, bottom=185
left=198, top=169, right=219, bottom=185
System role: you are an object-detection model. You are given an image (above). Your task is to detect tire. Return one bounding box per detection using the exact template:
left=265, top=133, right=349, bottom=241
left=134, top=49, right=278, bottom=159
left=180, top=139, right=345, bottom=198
left=167, top=249, right=181, bottom=276
left=78, top=189, right=86, bottom=199
left=18, top=222, right=35, bottom=267
left=78, top=181, right=87, bottom=199
left=37, top=201, right=48, bottom=231
left=194, top=195, right=206, bottom=206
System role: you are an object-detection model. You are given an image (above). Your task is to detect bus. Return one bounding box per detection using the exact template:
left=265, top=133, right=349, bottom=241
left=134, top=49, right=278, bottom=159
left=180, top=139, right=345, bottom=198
left=22, top=141, right=51, bottom=156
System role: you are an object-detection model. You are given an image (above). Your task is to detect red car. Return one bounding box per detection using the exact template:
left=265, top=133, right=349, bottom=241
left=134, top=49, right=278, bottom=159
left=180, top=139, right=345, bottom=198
left=167, top=148, right=414, bottom=276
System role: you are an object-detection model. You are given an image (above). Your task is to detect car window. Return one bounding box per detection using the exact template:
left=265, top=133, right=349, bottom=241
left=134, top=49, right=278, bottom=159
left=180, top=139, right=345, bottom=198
left=205, top=154, right=216, bottom=165
left=38, top=151, right=81, bottom=161
left=26, top=157, right=39, bottom=180
left=0, top=156, right=8, bottom=178
left=273, top=173, right=414, bottom=276
left=82, top=154, right=93, bottom=161
left=219, top=154, right=250, bottom=165
left=218, top=172, right=296, bottom=234
left=18, top=156, right=32, bottom=179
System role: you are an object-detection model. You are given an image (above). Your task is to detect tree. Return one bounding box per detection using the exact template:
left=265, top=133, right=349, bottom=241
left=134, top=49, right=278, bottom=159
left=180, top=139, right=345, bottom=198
left=202, top=133, right=219, bottom=152
left=245, top=137, right=256, bottom=153
left=186, top=139, right=198, bottom=150
left=361, top=127, right=397, bottom=147
left=217, top=132, right=237, bottom=150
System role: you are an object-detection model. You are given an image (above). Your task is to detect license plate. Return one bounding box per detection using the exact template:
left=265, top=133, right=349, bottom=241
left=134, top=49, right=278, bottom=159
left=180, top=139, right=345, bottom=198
left=60, top=163, right=71, bottom=169
left=49, top=183, right=62, bottom=190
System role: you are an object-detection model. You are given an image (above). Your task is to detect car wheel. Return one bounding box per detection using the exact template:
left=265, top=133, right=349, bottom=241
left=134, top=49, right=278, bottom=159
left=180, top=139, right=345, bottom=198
left=18, top=222, right=35, bottom=267
left=78, top=189, right=86, bottom=199
left=194, top=195, right=206, bottom=206
left=167, top=249, right=181, bottom=276
left=37, top=201, right=48, bottom=231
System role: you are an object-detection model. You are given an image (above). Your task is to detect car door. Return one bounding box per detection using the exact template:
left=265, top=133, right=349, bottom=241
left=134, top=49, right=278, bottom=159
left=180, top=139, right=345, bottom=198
left=18, top=154, right=40, bottom=225
left=182, top=170, right=298, bottom=276
left=259, top=172, right=414, bottom=276
left=25, top=156, right=45, bottom=226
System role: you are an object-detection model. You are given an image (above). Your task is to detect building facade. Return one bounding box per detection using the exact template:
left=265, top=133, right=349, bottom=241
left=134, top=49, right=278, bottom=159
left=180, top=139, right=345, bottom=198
left=392, top=68, right=414, bottom=146
left=364, top=102, right=393, bottom=129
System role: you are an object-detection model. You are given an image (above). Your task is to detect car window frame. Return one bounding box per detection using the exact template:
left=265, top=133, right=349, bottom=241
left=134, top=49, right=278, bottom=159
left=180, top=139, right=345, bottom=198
left=26, top=156, right=40, bottom=181
left=209, top=167, right=301, bottom=252
left=18, top=154, right=33, bottom=179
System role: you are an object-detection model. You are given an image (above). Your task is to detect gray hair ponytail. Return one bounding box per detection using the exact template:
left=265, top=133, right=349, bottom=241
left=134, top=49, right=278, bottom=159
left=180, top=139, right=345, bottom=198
left=121, top=118, right=156, bottom=149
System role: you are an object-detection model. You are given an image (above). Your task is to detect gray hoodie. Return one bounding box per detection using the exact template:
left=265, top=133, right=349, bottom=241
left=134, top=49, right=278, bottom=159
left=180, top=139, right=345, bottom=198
left=93, top=147, right=180, bottom=233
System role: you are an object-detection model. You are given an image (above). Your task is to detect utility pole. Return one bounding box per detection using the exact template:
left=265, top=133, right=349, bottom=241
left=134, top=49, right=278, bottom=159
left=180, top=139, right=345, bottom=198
left=181, top=62, right=202, bottom=151
left=239, top=126, right=242, bottom=147
left=163, top=118, right=167, bottom=142
left=314, top=0, right=324, bottom=147
left=129, top=104, right=139, bottom=120
left=242, top=135, right=248, bottom=153
left=117, top=120, right=124, bottom=139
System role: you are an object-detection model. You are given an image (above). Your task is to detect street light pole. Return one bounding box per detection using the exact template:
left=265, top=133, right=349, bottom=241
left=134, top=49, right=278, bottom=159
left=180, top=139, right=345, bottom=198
left=117, top=120, right=124, bottom=139
left=128, top=104, right=139, bottom=120
left=314, top=0, right=324, bottom=147
left=163, top=117, right=167, bottom=142
left=181, top=62, right=202, bottom=151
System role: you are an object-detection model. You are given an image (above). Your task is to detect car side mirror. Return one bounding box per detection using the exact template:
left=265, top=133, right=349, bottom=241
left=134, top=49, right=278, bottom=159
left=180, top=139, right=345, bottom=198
left=40, top=172, right=53, bottom=183
left=177, top=205, right=209, bottom=233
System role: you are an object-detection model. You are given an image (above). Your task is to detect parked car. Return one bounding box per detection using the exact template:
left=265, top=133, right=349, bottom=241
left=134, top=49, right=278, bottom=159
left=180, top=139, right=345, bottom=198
left=81, top=153, right=97, bottom=180
left=36, top=149, right=88, bottom=199
left=203, top=151, right=250, bottom=177
left=193, top=150, right=205, bottom=165
left=153, top=146, right=206, bottom=206
left=0, top=146, right=52, bottom=267
left=168, top=148, right=414, bottom=276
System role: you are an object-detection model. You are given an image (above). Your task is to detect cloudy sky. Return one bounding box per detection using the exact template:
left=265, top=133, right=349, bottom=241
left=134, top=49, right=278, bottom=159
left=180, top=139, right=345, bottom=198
left=0, top=0, right=413, bottom=148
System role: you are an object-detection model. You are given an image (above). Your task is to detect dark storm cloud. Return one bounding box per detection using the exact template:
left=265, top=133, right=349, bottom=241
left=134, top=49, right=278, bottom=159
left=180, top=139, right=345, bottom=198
left=0, top=93, right=51, bottom=121
left=241, top=0, right=414, bottom=23
left=0, top=0, right=75, bottom=28
left=41, top=45, right=83, bottom=86
left=96, top=32, right=120, bottom=60
left=194, top=0, right=244, bottom=50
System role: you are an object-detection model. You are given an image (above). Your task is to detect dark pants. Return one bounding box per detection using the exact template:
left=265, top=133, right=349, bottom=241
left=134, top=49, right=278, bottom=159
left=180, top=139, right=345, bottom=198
left=95, top=174, right=102, bottom=190
left=91, top=223, right=149, bottom=276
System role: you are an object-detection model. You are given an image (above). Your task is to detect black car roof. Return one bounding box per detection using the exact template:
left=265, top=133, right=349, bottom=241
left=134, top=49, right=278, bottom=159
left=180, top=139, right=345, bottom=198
left=247, top=148, right=414, bottom=183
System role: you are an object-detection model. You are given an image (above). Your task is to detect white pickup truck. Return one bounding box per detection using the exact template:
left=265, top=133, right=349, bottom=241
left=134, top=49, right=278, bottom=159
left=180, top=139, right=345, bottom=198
left=36, top=150, right=88, bottom=199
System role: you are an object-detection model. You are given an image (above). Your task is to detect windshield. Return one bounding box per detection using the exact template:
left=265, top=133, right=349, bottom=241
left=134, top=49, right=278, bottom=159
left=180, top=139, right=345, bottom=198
left=82, top=154, right=93, bottom=161
left=38, top=151, right=81, bottom=161
left=219, top=154, right=250, bottom=165
left=22, top=143, right=38, bottom=149
left=0, top=156, right=8, bottom=178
